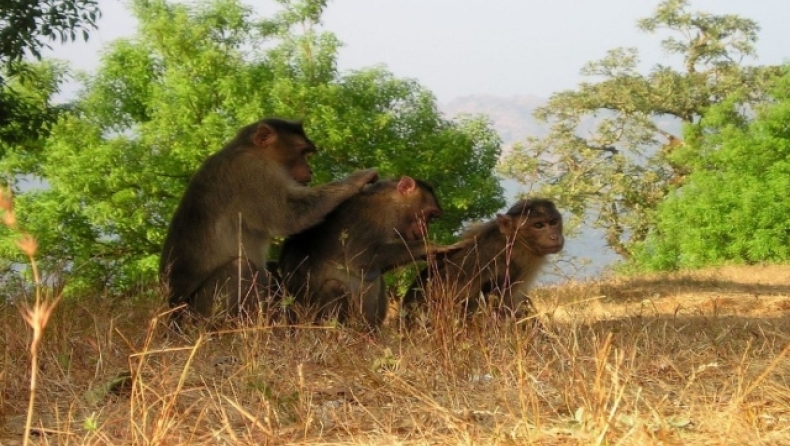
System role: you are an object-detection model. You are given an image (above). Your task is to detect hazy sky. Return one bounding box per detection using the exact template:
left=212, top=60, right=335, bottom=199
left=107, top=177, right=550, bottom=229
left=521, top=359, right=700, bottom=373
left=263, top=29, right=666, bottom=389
left=48, top=0, right=789, bottom=102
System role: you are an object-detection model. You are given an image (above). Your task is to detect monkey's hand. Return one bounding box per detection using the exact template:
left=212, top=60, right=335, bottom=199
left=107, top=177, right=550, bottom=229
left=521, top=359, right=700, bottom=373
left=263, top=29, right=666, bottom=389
left=429, top=239, right=473, bottom=256
left=347, top=169, right=379, bottom=189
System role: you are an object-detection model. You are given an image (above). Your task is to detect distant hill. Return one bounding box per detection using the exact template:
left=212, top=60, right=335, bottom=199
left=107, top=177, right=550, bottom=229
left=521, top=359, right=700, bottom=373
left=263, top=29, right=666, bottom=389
left=440, top=95, right=548, bottom=146
left=440, top=94, right=683, bottom=150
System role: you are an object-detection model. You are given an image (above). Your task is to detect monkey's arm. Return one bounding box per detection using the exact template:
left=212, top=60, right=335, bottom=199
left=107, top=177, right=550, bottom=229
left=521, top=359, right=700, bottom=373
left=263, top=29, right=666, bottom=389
left=374, top=240, right=469, bottom=271
left=269, top=169, right=378, bottom=235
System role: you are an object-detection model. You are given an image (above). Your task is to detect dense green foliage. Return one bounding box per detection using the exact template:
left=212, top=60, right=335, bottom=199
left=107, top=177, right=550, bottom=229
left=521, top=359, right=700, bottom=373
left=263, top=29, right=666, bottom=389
left=0, top=0, right=504, bottom=295
left=0, top=61, right=68, bottom=158
left=0, top=0, right=99, bottom=154
left=633, top=67, right=790, bottom=269
left=501, top=0, right=779, bottom=259
left=0, top=0, right=99, bottom=65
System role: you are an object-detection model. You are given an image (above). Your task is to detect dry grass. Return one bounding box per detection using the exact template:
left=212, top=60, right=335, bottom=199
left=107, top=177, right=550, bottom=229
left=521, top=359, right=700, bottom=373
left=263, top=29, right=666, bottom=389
left=0, top=263, right=788, bottom=445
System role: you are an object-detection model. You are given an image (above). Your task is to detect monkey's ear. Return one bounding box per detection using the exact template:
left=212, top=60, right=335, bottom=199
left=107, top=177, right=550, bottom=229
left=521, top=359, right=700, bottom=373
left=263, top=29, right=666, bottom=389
left=252, top=124, right=277, bottom=148
left=397, top=176, right=417, bottom=195
left=496, top=214, right=515, bottom=235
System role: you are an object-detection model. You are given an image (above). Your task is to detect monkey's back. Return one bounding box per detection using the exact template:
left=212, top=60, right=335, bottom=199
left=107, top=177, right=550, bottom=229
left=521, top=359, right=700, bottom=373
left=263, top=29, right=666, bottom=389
left=160, top=148, right=239, bottom=300
left=403, top=219, right=513, bottom=312
left=279, top=187, right=392, bottom=302
left=443, top=220, right=508, bottom=281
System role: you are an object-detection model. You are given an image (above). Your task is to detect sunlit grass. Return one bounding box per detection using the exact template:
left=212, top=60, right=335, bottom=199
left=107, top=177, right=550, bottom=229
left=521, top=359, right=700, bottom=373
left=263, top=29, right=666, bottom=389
left=1, top=260, right=789, bottom=444
left=3, top=185, right=790, bottom=444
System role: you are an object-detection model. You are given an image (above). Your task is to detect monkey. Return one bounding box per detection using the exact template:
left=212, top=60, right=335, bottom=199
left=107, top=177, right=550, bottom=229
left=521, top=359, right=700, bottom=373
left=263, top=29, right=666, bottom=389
left=159, top=118, right=378, bottom=323
left=402, top=198, right=564, bottom=322
left=278, top=176, right=458, bottom=328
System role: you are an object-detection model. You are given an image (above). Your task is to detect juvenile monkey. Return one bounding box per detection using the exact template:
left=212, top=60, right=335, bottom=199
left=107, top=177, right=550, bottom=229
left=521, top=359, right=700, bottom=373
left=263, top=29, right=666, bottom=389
left=160, top=118, right=378, bottom=322
left=402, top=199, right=564, bottom=321
left=279, top=176, right=452, bottom=328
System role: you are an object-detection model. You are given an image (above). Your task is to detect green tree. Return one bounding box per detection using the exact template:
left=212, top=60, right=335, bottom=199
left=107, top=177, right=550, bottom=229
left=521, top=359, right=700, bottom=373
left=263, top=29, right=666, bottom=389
left=0, top=0, right=100, bottom=160
left=0, top=0, right=99, bottom=65
left=500, top=0, right=779, bottom=259
left=633, top=67, right=790, bottom=270
left=0, top=60, right=68, bottom=161
left=1, top=0, right=503, bottom=295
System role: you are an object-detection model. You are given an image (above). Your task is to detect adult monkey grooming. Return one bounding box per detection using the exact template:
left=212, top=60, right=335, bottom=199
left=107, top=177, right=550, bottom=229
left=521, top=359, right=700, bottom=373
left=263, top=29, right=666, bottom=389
left=279, top=176, right=455, bottom=328
left=402, top=198, right=564, bottom=322
left=160, top=118, right=378, bottom=322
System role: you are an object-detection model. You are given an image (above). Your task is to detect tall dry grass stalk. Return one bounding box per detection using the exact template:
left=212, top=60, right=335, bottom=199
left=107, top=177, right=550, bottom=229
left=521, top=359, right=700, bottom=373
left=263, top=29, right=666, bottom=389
left=2, top=186, right=62, bottom=446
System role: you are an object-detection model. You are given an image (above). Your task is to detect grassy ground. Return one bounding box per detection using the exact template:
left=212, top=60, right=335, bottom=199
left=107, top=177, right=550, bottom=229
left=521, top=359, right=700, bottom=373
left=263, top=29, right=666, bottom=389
left=1, top=265, right=789, bottom=445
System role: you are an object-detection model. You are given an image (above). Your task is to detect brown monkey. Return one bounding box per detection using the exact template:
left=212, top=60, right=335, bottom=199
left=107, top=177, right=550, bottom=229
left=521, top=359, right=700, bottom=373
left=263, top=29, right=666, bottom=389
left=278, top=176, right=453, bottom=328
left=160, top=118, right=378, bottom=322
left=402, top=198, right=564, bottom=321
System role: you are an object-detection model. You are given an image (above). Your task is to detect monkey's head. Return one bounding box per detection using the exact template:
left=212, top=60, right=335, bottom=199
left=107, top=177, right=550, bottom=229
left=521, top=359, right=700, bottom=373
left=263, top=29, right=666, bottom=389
left=497, top=199, right=564, bottom=255
left=393, top=176, right=442, bottom=241
left=251, top=118, right=317, bottom=185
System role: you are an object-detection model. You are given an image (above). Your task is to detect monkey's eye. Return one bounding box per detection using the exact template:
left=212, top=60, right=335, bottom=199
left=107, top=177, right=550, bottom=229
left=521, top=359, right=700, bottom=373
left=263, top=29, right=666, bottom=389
left=533, top=222, right=545, bottom=229
left=549, top=219, right=560, bottom=225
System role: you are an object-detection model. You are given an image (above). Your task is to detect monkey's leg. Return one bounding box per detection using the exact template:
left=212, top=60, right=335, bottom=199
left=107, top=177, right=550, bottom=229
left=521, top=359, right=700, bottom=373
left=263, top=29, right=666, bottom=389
left=401, top=268, right=430, bottom=324
left=500, top=283, right=537, bottom=319
left=359, top=278, right=387, bottom=329
left=315, top=278, right=350, bottom=323
left=193, top=258, right=267, bottom=321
